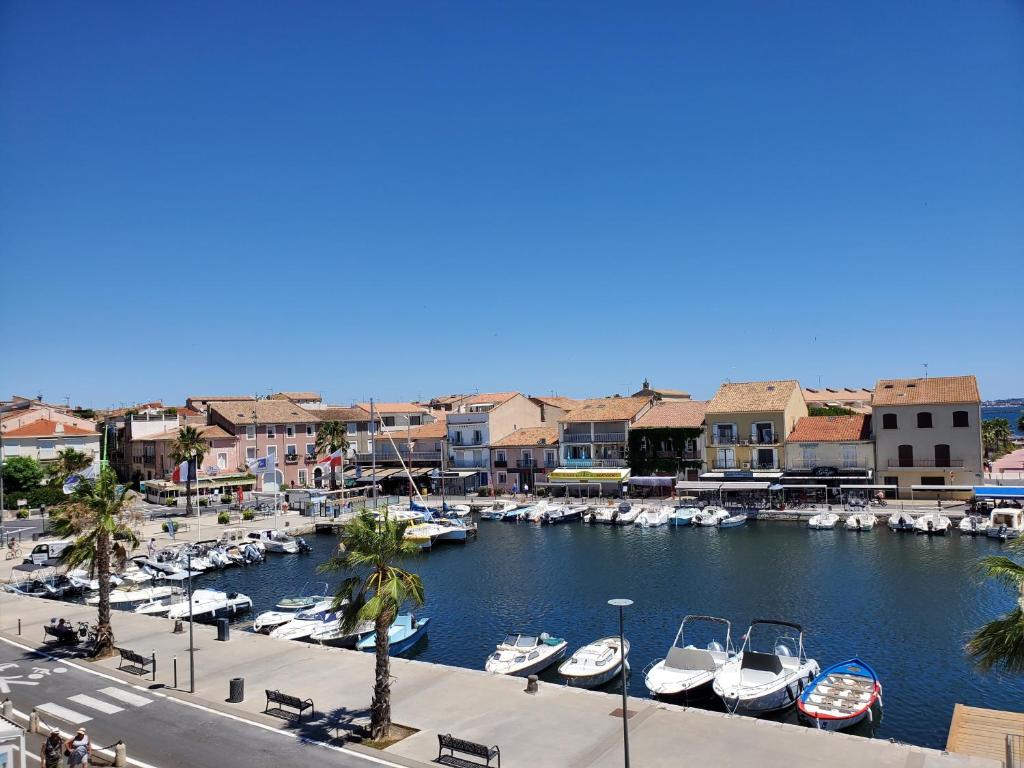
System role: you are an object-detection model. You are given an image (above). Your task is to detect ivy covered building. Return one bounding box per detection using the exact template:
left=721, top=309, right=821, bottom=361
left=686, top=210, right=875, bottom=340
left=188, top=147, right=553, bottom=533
left=628, top=400, right=707, bottom=488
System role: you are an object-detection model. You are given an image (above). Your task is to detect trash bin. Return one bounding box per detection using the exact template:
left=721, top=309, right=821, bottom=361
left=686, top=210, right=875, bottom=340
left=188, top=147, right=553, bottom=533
left=31, top=533, right=39, bottom=542
left=216, top=618, right=230, bottom=642
left=228, top=677, right=244, bottom=703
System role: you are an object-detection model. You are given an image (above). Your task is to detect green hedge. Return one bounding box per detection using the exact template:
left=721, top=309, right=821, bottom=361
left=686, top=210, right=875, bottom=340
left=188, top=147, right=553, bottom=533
left=217, top=511, right=230, bottom=524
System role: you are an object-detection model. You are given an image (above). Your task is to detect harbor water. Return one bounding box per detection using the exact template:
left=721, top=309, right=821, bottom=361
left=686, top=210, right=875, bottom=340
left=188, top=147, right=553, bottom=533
left=188, top=518, right=1019, bottom=750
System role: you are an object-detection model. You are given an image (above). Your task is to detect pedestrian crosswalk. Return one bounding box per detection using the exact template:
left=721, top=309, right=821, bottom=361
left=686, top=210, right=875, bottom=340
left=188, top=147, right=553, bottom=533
left=38, top=685, right=153, bottom=726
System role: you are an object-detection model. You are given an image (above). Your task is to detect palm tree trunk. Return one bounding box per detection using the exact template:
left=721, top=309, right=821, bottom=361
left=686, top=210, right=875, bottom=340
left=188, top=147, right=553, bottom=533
left=94, top=531, right=115, bottom=658
left=185, top=475, right=193, bottom=517
left=330, top=466, right=337, bottom=491
left=370, top=610, right=393, bottom=740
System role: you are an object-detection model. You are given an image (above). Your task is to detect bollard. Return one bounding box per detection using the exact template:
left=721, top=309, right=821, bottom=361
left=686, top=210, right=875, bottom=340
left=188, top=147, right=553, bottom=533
left=151, top=651, right=157, bottom=682
left=29, top=709, right=39, bottom=734
left=17, top=619, right=21, bottom=636
left=173, top=656, right=178, bottom=689
left=1, top=699, right=11, bottom=719
left=114, top=740, right=127, bottom=768
left=524, top=675, right=539, bottom=695
left=173, top=619, right=184, bottom=634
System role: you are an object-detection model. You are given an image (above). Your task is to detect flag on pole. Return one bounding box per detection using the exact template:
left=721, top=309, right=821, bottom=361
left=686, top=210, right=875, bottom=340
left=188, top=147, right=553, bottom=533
left=172, top=459, right=196, bottom=484
left=317, top=448, right=344, bottom=468
left=247, top=455, right=277, bottom=474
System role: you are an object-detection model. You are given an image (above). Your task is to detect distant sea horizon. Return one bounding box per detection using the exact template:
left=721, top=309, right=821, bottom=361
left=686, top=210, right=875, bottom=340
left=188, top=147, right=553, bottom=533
left=982, top=405, right=1024, bottom=437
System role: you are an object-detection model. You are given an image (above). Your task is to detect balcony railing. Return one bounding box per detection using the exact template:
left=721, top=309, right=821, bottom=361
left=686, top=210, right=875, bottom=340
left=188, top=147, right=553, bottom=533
left=562, top=433, right=591, bottom=444
left=713, top=460, right=779, bottom=471
left=562, top=432, right=627, bottom=444
left=493, top=459, right=508, bottom=468
left=284, top=454, right=299, bottom=465
left=356, top=450, right=443, bottom=462
left=711, top=434, right=739, bottom=445
left=654, top=450, right=702, bottom=461
left=449, top=458, right=487, bottom=469
left=887, top=458, right=964, bottom=468
left=711, top=434, right=777, bottom=446
left=450, top=439, right=485, bottom=447
left=304, top=454, right=317, bottom=464
left=788, top=460, right=870, bottom=470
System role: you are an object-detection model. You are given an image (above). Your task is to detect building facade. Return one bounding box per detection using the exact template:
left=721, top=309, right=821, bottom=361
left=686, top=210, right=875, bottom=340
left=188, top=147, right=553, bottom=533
left=871, top=376, right=983, bottom=496
left=628, top=400, right=706, bottom=482
left=491, top=426, right=559, bottom=492
left=783, top=414, right=874, bottom=493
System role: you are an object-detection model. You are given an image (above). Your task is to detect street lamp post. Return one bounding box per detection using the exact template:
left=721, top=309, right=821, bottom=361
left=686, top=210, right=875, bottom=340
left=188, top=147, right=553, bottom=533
left=608, top=598, right=633, bottom=768
left=187, top=549, right=195, bottom=693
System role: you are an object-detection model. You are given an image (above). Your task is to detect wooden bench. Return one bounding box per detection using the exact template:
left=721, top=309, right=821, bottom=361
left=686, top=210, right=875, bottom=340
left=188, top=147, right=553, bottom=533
left=116, top=647, right=155, bottom=677
left=43, top=625, right=78, bottom=646
left=264, top=689, right=315, bottom=721
left=437, top=734, right=501, bottom=768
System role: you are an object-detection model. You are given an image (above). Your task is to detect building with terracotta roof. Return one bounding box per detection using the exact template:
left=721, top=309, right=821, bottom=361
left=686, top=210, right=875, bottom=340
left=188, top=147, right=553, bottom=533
left=1, top=418, right=100, bottom=464
left=269, top=391, right=322, bottom=404
left=783, top=415, right=874, bottom=483
left=490, top=426, right=559, bottom=492
left=704, top=381, right=807, bottom=480
left=628, top=400, right=707, bottom=481
left=185, top=395, right=255, bottom=413
left=631, top=379, right=692, bottom=401
left=127, top=424, right=242, bottom=489
left=870, top=375, right=982, bottom=495
left=553, top=397, right=653, bottom=491
left=355, top=402, right=435, bottom=433
left=801, top=387, right=873, bottom=414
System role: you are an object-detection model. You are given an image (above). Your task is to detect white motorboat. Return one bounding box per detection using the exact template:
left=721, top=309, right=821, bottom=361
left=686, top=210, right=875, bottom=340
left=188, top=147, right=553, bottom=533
left=959, top=515, right=989, bottom=535
left=252, top=583, right=331, bottom=633
left=719, top=513, right=748, bottom=528
left=693, top=507, right=729, bottom=527
left=808, top=513, right=839, bottom=530
left=519, top=501, right=549, bottom=522
left=986, top=508, right=1024, bottom=541
left=247, top=530, right=299, bottom=554
left=88, top=583, right=177, bottom=608
left=614, top=504, right=641, bottom=526
left=433, top=518, right=471, bottom=542
left=914, top=512, right=952, bottom=535
left=589, top=503, right=620, bottom=524
left=645, top=615, right=735, bottom=700
left=66, top=569, right=100, bottom=592
left=485, top=632, right=568, bottom=677
left=540, top=504, right=586, bottom=525
left=558, top=636, right=629, bottom=688
left=268, top=601, right=339, bottom=640
left=713, top=620, right=820, bottom=716
left=133, top=590, right=188, bottom=616
left=845, top=512, right=876, bottom=531
left=888, top=512, right=916, bottom=532
left=166, top=589, right=253, bottom=621
left=670, top=507, right=700, bottom=527
left=635, top=508, right=672, bottom=528
left=308, top=615, right=375, bottom=647
left=480, top=500, right=519, bottom=520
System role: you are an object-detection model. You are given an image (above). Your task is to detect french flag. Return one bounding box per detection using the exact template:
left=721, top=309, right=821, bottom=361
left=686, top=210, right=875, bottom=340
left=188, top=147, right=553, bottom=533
left=172, top=459, right=193, bottom=484
left=318, top=448, right=344, bottom=468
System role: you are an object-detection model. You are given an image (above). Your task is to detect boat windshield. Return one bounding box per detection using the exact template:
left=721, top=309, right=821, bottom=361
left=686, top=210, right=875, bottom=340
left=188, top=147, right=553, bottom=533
left=503, top=634, right=537, bottom=648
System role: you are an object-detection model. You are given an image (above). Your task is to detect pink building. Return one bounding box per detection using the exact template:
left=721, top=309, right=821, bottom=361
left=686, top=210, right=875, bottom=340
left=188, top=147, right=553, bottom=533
left=491, top=426, right=560, bottom=493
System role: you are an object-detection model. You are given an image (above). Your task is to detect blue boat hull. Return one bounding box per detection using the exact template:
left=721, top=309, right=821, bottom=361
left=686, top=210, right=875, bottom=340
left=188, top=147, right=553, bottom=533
left=357, top=616, right=430, bottom=656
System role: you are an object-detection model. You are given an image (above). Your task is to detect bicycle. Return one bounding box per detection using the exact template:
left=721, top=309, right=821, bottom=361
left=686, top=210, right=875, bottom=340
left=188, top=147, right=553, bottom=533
left=4, top=544, right=21, bottom=560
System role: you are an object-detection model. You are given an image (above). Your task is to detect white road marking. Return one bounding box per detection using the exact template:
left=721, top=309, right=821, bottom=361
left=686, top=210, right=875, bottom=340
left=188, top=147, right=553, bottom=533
left=97, top=686, right=152, bottom=707
left=67, top=693, right=125, bottom=714
left=36, top=702, right=92, bottom=724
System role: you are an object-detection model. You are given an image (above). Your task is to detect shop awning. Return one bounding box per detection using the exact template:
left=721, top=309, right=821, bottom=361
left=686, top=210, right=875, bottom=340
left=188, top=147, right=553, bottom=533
left=910, top=485, right=975, bottom=492
left=782, top=475, right=874, bottom=481
left=974, top=486, right=1024, bottom=499
left=839, top=484, right=898, bottom=490
left=629, top=476, right=675, bottom=487
left=720, top=481, right=771, bottom=491
left=675, top=481, right=722, bottom=491
left=549, top=468, right=630, bottom=483
left=779, top=484, right=828, bottom=490
left=700, top=472, right=783, bottom=480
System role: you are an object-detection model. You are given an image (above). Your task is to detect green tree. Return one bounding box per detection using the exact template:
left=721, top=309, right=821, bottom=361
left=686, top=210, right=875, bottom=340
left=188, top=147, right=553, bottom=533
left=315, top=420, right=349, bottom=491
left=49, top=466, right=140, bottom=657
left=1, top=456, right=44, bottom=501
left=48, top=448, right=93, bottom=485
left=171, top=426, right=207, bottom=518
left=982, top=419, right=1013, bottom=458
left=968, top=549, right=1024, bottom=672
left=1018, top=412, right=1024, bottom=435
left=319, top=510, right=424, bottom=740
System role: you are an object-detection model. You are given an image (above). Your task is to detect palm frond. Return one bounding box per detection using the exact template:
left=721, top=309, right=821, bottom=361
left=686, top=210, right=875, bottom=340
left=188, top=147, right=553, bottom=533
left=977, top=556, right=1024, bottom=589
left=967, top=606, right=1024, bottom=673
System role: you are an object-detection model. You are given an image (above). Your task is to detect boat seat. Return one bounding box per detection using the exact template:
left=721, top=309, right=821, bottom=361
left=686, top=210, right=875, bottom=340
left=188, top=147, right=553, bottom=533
left=740, top=651, right=783, bottom=675
left=665, top=646, right=717, bottom=672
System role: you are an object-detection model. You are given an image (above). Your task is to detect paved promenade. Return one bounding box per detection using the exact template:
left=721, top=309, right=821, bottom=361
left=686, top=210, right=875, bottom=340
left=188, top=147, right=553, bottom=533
left=0, top=592, right=997, bottom=768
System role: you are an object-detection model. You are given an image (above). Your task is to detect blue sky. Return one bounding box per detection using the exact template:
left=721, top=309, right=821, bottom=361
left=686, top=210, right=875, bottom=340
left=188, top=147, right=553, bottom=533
left=2, top=1, right=1021, bottom=407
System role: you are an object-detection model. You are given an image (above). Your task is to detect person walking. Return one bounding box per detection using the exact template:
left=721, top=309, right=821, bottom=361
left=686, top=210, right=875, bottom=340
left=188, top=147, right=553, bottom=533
left=41, top=728, right=63, bottom=768
left=147, top=537, right=157, bottom=560
left=66, top=727, right=91, bottom=767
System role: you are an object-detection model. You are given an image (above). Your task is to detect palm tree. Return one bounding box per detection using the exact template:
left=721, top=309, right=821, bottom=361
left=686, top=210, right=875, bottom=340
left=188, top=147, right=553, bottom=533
left=49, top=448, right=93, bottom=484
left=171, top=426, right=207, bottom=517
left=982, top=419, right=1012, bottom=458
left=968, top=552, right=1024, bottom=672
left=315, top=420, right=349, bottom=491
left=1018, top=412, right=1024, bottom=435
left=50, top=466, right=139, bottom=658
left=319, top=510, right=423, bottom=740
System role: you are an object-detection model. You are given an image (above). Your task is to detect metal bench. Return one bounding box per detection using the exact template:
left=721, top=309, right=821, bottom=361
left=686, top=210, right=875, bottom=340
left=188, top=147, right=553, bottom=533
left=437, top=734, right=501, bottom=768
left=264, top=689, right=315, bottom=721
left=43, top=625, right=78, bottom=646
left=116, top=647, right=155, bottom=678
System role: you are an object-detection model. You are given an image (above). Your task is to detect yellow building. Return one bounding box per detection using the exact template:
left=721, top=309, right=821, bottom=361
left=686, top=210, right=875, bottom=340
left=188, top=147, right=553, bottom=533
left=703, top=380, right=808, bottom=481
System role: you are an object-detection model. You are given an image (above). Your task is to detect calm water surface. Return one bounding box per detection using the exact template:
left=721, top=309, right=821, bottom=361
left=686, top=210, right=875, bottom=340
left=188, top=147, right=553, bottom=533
left=201, top=519, right=1020, bottom=749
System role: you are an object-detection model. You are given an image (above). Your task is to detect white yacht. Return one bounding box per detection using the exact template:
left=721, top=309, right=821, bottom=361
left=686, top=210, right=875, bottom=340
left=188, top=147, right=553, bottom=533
left=519, top=501, right=549, bottom=522
left=914, top=512, right=952, bottom=535
left=987, top=508, right=1024, bottom=541
left=253, top=583, right=331, bottom=633
left=713, top=620, right=819, bottom=716
left=670, top=507, right=700, bottom=526
left=308, top=616, right=375, bottom=647
left=133, top=590, right=188, bottom=616
left=959, top=515, right=989, bottom=535
left=479, top=500, right=519, bottom=521
left=645, top=615, right=735, bottom=700
left=589, top=503, right=620, bottom=525
left=88, top=583, right=178, bottom=608
left=165, top=589, right=253, bottom=621
left=635, top=508, right=672, bottom=528
left=485, top=632, right=568, bottom=677
left=433, top=518, right=471, bottom=542
left=558, top=636, right=629, bottom=689
left=540, top=504, right=586, bottom=525
left=845, top=512, right=876, bottom=531
left=247, top=530, right=299, bottom=554
left=693, top=507, right=729, bottom=527
left=614, top=504, right=642, bottom=526
left=888, top=511, right=916, bottom=532
left=268, top=601, right=339, bottom=641
left=807, top=512, right=839, bottom=530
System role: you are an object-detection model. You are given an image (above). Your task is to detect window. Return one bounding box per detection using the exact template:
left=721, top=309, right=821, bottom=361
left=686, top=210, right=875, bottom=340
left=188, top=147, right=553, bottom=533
left=286, top=444, right=297, bottom=456
left=453, top=431, right=463, bottom=445
left=884, top=476, right=898, bottom=487
left=298, top=469, right=307, bottom=485
left=545, top=450, right=556, bottom=467
left=497, top=472, right=506, bottom=484
left=920, top=476, right=945, bottom=486
left=347, top=422, right=356, bottom=435
left=267, top=445, right=277, bottom=457
left=266, top=425, right=276, bottom=438
left=934, top=444, right=951, bottom=467
left=305, top=443, right=315, bottom=457
left=801, top=445, right=816, bottom=467
left=286, top=425, right=295, bottom=438
left=716, top=448, right=736, bottom=469
left=246, top=447, right=256, bottom=460
left=217, top=452, right=227, bottom=470
left=306, top=424, right=315, bottom=436
left=383, top=416, right=396, bottom=427
left=246, top=425, right=256, bottom=440
left=897, top=444, right=914, bottom=467
left=953, top=410, right=969, bottom=428
left=917, top=412, right=933, bottom=428
left=495, top=450, right=506, bottom=463
left=881, top=413, right=898, bottom=429
left=842, top=444, right=858, bottom=468
left=473, top=430, right=483, bottom=444
left=409, top=415, right=421, bottom=426
left=714, top=423, right=737, bottom=443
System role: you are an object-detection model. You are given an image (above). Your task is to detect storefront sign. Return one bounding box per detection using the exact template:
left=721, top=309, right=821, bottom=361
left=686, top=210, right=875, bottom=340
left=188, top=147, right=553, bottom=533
left=813, top=467, right=838, bottom=477
left=550, top=469, right=628, bottom=482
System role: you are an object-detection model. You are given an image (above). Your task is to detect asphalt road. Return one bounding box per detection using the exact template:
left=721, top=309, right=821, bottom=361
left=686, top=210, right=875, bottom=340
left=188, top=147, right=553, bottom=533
left=0, top=640, right=399, bottom=768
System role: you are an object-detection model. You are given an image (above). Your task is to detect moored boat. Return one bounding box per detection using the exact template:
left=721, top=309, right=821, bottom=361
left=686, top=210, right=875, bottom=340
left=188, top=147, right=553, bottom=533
left=958, top=515, right=988, bottom=535
left=165, top=589, right=253, bottom=621
left=635, top=508, right=672, bottom=528
left=645, top=615, right=735, bottom=701
left=614, top=503, right=641, bottom=526
left=480, top=500, right=519, bottom=520
left=354, top=614, right=430, bottom=655
left=670, top=506, right=700, bottom=527
left=558, top=636, right=629, bottom=688
left=247, top=529, right=299, bottom=554
left=914, top=512, right=952, bottom=535
left=986, top=508, right=1024, bottom=541
left=845, top=513, right=876, bottom=531
left=719, top=513, right=748, bottom=528
left=693, top=507, right=729, bottom=527
left=887, top=512, right=916, bottom=532
left=485, top=632, right=568, bottom=677
left=797, top=658, right=882, bottom=731
left=808, top=513, right=839, bottom=530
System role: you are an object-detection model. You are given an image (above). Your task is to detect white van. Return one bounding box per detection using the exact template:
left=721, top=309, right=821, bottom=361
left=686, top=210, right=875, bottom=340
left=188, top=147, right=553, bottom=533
left=26, top=540, right=74, bottom=566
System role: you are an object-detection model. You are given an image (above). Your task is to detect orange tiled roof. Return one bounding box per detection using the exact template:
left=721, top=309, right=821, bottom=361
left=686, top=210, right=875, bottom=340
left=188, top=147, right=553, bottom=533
left=530, top=396, right=579, bottom=411
left=3, top=419, right=97, bottom=438
left=632, top=401, right=707, bottom=430
left=356, top=402, right=427, bottom=414
left=269, top=391, right=321, bottom=401
left=561, top=397, right=652, bottom=423
left=788, top=415, right=871, bottom=443
left=211, top=401, right=321, bottom=426
left=706, top=380, right=801, bottom=414
left=317, top=406, right=372, bottom=423
left=871, top=376, right=980, bottom=406
left=491, top=426, right=559, bottom=447
left=461, top=392, right=519, bottom=406
left=402, top=416, right=448, bottom=440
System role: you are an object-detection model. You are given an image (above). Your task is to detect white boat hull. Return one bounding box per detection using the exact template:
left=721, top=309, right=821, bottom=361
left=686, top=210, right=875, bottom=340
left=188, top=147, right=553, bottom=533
left=714, top=659, right=820, bottom=715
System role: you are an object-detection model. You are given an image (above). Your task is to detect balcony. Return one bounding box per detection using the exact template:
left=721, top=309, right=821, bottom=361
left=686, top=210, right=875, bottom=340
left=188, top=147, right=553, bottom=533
left=562, top=433, right=592, bottom=444
left=561, top=432, right=627, bottom=444
left=516, top=459, right=535, bottom=468
left=304, top=454, right=317, bottom=464
left=713, top=460, right=739, bottom=470
left=654, top=450, right=702, bottom=461
left=284, top=454, right=299, bottom=465
left=142, top=455, right=155, bottom=466
left=449, top=458, right=487, bottom=469
left=356, top=450, right=443, bottom=463
left=493, top=459, right=508, bottom=468
left=788, top=460, right=870, bottom=470
left=713, top=460, right=779, bottom=471
left=711, top=434, right=740, bottom=446
left=449, top=439, right=485, bottom=447
left=887, top=458, right=965, bottom=469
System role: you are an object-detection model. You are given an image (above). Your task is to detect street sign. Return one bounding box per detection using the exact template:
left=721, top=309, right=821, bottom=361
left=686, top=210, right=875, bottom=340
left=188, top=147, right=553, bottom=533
left=15, top=499, right=26, bottom=507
